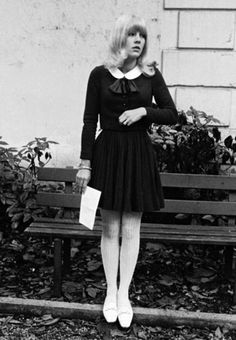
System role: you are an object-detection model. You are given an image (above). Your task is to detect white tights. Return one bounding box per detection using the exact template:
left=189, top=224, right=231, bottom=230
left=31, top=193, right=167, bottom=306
left=100, top=209, right=142, bottom=302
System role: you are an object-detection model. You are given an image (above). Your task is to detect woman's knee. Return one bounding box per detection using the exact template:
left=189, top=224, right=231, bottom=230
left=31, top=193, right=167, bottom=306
left=121, top=212, right=142, bottom=240
left=102, top=224, right=120, bottom=239
left=101, top=209, right=121, bottom=239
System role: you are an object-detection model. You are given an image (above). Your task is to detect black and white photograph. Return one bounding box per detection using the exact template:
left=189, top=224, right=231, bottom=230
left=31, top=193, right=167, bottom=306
left=1, top=0, right=236, bottom=339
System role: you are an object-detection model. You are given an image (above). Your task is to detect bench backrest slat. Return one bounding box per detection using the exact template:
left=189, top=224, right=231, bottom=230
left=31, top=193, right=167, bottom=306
left=36, top=193, right=236, bottom=216
left=36, top=168, right=236, bottom=221
left=160, top=173, right=236, bottom=190
left=37, top=167, right=78, bottom=182
left=37, top=193, right=81, bottom=208
left=163, top=200, right=236, bottom=216
left=37, top=168, right=236, bottom=190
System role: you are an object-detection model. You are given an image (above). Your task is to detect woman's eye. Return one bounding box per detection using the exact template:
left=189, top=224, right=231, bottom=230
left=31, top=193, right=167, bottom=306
left=128, top=31, right=146, bottom=39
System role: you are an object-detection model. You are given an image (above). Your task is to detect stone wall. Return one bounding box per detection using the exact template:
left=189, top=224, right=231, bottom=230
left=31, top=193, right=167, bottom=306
left=162, top=0, right=236, bottom=138
left=0, top=0, right=235, bottom=165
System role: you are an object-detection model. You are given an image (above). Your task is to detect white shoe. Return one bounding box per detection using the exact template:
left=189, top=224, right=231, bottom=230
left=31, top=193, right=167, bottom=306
left=117, top=299, right=133, bottom=328
left=103, top=294, right=117, bottom=323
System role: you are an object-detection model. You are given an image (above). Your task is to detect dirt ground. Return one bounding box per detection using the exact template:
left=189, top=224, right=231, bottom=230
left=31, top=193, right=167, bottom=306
left=1, top=231, right=236, bottom=339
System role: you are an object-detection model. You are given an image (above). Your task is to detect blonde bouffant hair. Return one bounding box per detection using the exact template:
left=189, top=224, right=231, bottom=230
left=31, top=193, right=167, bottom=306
left=104, top=14, right=149, bottom=70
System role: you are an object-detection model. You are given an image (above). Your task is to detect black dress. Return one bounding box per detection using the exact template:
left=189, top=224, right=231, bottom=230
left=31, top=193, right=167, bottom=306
left=80, top=65, right=177, bottom=212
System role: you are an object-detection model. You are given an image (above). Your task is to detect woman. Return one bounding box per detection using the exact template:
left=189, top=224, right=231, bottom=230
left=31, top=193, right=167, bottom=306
left=76, top=14, right=177, bottom=328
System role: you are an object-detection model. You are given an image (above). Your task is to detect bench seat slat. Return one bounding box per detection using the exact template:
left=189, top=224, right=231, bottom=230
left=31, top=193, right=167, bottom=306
left=29, top=222, right=103, bottom=231
left=29, top=221, right=236, bottom=233
left=26, top=222, right=236, bottom=237
left=35, top=217, right=82, bottom=224
left=34, top=218, right=236, bottom=231
left=25, top=226, right=236, bottom=245
left=142, top=223, right=236, bottom=232
left=140, top=235, right=236, bottom=245
left=25, top=227, right=102, bottom=238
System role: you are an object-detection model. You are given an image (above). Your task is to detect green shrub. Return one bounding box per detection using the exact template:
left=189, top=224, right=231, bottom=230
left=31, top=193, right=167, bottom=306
left=150, top=107, right=236, bottom=174
left=0, top=136, right=58, bottom=230
left=147, top=107, right=236, bottom=224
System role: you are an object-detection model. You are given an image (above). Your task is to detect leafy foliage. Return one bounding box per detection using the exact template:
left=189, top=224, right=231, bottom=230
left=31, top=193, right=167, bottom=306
left=0, top=234, right=235, bottom=339
left=0, top=136, right=58, bottom=230
left=150, top=107, right=236, bottom=174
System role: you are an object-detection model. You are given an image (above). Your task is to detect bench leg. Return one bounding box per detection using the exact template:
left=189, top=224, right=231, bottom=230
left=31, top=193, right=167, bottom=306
left=225, top=246, right=233, bottom=277
left=53, top=238, right=62, bottom=297
left=225, top=247, right=236, bottom=304
left=63, top=239, right=71, bottom=275
left=233, top=275, right=236, bottom=304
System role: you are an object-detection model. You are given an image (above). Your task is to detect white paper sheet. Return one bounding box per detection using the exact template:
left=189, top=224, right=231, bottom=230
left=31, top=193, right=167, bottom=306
left=79, top=186, right=101, bottom=230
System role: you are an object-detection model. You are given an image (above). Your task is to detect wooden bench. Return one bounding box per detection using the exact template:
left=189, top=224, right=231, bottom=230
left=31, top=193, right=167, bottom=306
left=25, top=167, right=236, bottom=301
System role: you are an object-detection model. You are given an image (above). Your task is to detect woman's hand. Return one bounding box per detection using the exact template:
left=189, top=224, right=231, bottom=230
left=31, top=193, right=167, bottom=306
left=119, top=107, right=147, bottom=126
left=76, top=161, right=91, bottom=194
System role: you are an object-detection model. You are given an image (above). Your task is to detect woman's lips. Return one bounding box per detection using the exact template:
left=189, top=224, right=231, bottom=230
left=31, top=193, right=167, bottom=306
left=132, top=47, right=140, bottom=51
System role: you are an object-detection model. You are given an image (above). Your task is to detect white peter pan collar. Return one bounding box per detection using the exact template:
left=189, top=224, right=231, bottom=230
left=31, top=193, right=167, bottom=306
left=108, top=65, right=142, bottom=80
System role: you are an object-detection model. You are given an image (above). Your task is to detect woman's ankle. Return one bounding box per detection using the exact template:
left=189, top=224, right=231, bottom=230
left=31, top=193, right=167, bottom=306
left=117, top=289, right=129, bottom=303
left=106, top=287, right=117, bottom=297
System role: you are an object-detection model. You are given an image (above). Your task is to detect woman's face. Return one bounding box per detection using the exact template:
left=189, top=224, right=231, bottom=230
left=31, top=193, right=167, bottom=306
left=124, top=30, right=146, bottom=60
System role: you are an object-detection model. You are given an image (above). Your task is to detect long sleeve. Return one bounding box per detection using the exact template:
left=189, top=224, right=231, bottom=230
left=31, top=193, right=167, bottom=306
left=80, top=67, right=100, bottom=160
left=143, top=68, right=178, bottom=125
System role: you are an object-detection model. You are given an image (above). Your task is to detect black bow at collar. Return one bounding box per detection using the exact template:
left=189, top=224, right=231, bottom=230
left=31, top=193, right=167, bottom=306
left=109, top=78, right=139, bottom=94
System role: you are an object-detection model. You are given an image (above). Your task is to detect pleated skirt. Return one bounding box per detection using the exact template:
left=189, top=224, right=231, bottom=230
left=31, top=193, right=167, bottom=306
left=89, top=129, right=164, bottom=212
